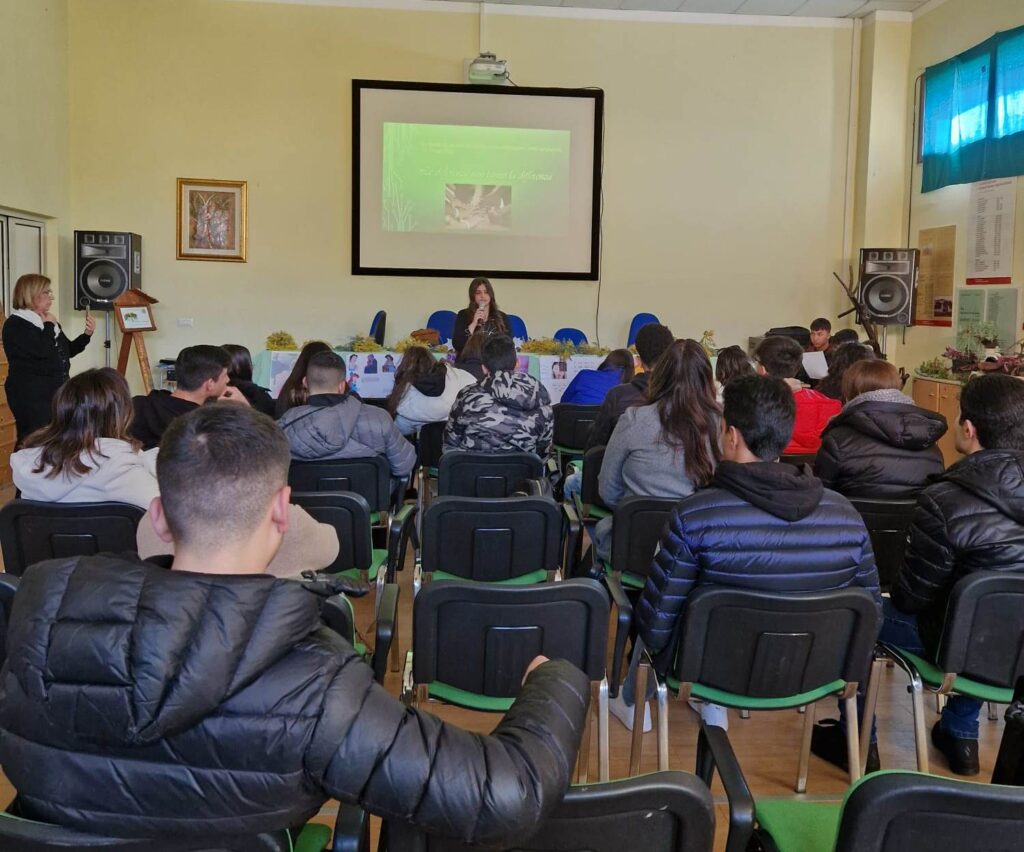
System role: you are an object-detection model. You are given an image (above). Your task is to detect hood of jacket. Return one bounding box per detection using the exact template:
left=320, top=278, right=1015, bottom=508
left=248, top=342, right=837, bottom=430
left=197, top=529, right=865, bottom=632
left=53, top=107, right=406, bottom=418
left=11, top=439, right=156, bottom=503
left=713, top=459, right=825, bottom=521
left=5, top=555, right=321, bottom=746
left=278, top=393, right=362, bottom=459
left=941, top=449, right=1024, bottom=525
left=825, top=398, right=947, bottom=451
left=134, top=391, right=198, bottom=437
left=413, top=369, right=447, bottom=398
left=482, top=371, right=546, bottom=412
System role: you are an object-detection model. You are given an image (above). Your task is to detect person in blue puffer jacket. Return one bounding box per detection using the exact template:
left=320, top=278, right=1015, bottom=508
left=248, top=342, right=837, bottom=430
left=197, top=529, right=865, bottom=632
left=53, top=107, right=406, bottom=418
left=612, top=374, right=881, bottom=734
left=559, top=349, right=635, bottom=406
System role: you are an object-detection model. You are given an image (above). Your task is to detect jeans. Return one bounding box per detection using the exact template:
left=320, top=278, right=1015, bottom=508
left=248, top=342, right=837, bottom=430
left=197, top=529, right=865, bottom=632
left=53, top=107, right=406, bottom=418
left=563, top=471, right=582, bottom=504
left=840, top=598, right=983, bottom=741
left=619, top=642, right=658, bottom=707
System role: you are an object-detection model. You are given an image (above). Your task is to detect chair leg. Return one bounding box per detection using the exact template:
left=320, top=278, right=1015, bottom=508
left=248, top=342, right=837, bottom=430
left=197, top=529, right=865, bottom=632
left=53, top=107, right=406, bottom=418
left=795, top=700, right=816, bottom=793
left=797, top=705, right=806, bottom=714
left=656, top=680, right=670, bottom=772
left=909, top=674, right=931, bottom=773
left=739, top=709, right=750, bottom=720
left=576, top=684, right=595, bottom=784
left=598, top=678, right=610, bottom=782
left=860, top=658, right=883, bottom=772
left=843, top=694, right=862, bottom=784
left=989, top=702, right=1000, bottom=721
left=629, top=664, right=648, bottom=777
left=389, top=618, right=401, bottom=673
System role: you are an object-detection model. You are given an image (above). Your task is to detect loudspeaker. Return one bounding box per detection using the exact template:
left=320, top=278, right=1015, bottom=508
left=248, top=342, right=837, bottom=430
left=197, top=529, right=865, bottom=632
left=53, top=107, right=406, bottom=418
left=859, top=248, right=919, bottom=326
left=74, top=231, right=141, bottom=311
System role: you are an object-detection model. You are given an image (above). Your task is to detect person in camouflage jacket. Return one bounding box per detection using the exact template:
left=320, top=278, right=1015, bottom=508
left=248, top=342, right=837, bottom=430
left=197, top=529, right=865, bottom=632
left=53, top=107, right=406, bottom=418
left=443, top=335, right=553, bottom=457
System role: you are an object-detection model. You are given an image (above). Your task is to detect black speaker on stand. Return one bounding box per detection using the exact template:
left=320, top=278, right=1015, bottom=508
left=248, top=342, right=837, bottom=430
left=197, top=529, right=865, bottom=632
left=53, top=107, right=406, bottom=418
left=74, top=231, right=142, bottom=367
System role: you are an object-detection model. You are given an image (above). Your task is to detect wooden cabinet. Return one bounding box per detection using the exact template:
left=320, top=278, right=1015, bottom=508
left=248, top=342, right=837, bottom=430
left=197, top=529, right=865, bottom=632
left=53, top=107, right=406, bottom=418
left=912, top=376, right=963, bottom=469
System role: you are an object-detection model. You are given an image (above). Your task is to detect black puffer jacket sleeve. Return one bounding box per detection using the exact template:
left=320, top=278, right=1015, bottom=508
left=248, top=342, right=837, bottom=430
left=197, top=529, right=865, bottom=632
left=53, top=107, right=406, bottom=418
left=638, top=508, right=699, bottom=656
left=308, top=652, right=590, bottom=846
left=813, top=434, right=841, bottom=490
left=892, top=491, right=954, bottom=614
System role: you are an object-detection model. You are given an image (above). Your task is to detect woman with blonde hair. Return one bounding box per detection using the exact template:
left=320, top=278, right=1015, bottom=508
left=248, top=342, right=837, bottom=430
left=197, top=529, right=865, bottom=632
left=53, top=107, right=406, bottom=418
left=3, top=274, right=95, bottom=442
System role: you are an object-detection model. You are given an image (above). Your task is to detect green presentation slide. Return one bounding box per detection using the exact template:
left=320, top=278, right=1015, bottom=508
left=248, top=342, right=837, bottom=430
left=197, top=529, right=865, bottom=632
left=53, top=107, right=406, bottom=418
left=381, top=122, right=571, bottom=235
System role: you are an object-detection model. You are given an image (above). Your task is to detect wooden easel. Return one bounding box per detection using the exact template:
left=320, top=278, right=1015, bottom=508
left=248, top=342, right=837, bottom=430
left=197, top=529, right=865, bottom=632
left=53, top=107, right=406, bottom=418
left=113, top=290, right=159, bottom=394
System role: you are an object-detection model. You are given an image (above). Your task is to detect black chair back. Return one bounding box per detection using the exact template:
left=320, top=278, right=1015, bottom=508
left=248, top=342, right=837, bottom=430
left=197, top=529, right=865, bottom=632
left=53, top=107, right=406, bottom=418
left=835, top=771, right=1024, bottom=852
left=288, top=457, right=390, bottom=512
left=937, top=571, right=1024, bottom=687
left=608, top=496, right=677, bottom=581
left=0, top=573, right=18, bottom=668
left=672, top=587, right=881, bottom=698
left=0, top=500, right=145, bottom=577
left=848, top=498, right=917, bottom=590
left=290, top=492, right=372, bottom=573
left=412, top=579, right=608, bottom=697
left=383, top=771, right=714, bottom=852
left=417, top=421, right=446, bottom=470
left=421, top=497, right=562, bottom=582
left=553, top=404, right=600, bottom=451
left=579, top=445, right=607, bottom=509
left=437, top=451, right=544, bottom=499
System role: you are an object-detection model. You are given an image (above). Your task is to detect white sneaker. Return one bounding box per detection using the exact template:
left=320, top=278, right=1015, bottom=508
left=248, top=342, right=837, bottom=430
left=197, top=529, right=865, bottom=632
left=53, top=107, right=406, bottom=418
left=609, top=691, right=652, bottom=732
left=688, top=698, right=729, bottom=731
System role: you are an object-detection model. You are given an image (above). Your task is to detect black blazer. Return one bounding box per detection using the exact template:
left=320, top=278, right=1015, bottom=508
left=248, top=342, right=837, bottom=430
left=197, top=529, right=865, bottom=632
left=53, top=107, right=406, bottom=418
left=3, top=314, right=90, bottom=441
left=452, top=307, right=509, bottom=353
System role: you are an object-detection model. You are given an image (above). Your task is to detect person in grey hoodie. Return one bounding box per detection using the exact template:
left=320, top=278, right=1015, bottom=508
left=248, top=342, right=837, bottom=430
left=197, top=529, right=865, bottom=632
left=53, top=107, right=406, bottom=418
left=277, top=350, right=415, bottom=479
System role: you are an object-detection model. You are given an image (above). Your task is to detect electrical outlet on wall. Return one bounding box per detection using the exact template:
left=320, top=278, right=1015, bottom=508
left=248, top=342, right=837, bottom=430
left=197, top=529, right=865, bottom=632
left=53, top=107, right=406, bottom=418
left=177, top=317, right=194, bottom=328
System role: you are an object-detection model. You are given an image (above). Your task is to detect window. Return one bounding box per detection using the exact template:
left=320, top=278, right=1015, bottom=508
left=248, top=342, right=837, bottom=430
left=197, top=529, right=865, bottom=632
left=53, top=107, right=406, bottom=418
left=921, top=24, right=1024, bottom=192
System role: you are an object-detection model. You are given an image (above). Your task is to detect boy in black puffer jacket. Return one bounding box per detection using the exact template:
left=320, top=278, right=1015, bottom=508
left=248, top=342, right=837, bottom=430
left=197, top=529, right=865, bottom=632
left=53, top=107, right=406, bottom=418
left=0, top=404, right=590, bottom=844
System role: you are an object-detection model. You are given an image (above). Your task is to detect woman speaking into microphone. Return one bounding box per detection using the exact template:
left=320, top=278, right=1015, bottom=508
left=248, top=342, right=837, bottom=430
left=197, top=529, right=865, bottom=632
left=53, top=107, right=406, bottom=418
left=4, top=274, right=95, bottom=443
left=452, top=278, right=509, bottom=353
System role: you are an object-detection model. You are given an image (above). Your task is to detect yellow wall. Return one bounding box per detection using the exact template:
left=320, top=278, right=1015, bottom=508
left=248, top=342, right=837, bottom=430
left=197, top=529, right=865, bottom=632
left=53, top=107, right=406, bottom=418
left=63, top=0, right=856, bottom=384
left=0, top=0, right=71, bottom=309
left=892, top=0, right=1024, bottom=372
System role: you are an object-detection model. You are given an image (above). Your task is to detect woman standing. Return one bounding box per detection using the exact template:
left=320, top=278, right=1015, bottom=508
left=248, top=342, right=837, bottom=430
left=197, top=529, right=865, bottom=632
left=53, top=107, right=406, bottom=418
left=4, top=274, right=94, bottom=443
left=452, top=278, right=509, bottom=353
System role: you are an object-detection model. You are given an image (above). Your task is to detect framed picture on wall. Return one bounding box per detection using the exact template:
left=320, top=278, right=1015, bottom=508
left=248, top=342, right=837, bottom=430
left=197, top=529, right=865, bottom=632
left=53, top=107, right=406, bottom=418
left=176, top=178, right=247, bottom=262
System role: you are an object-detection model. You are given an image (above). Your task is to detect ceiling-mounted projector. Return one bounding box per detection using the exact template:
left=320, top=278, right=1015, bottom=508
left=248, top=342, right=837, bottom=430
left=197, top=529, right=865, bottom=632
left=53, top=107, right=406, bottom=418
left=466, top=52, right=509, bottom=85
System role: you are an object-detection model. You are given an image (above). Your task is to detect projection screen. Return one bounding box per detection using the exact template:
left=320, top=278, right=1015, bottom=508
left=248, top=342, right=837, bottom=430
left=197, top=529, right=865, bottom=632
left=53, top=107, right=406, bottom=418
left=353, top=80, right=603, bottom=280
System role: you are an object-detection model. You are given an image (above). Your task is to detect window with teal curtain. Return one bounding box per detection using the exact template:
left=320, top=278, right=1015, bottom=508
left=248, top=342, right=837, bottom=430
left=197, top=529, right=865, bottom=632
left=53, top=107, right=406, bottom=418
left=922, top=24, right=1024, bottom=192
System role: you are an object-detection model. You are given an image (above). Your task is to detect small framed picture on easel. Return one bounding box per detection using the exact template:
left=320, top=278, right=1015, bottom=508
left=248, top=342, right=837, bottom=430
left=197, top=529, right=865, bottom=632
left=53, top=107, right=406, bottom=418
left=115, top=304, right=156, bottom=333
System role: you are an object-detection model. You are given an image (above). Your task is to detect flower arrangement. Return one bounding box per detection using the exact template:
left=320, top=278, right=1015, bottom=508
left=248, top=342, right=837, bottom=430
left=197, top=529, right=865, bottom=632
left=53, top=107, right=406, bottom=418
left=916, top=357, right=952, bottom=380
left=519, top=338, right=610, bottom=357
left=344, top=334, right=385, bottom=353
left=393, top=336, right=450, bottom=353
left=265, top=331, right=298, bottom=351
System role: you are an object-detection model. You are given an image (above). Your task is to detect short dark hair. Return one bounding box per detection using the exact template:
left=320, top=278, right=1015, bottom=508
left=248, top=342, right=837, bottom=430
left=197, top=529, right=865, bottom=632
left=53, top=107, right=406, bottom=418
left=483, top=335, right=517, bottom=373
left=754, top=335, right=803, bottom=379
left=810, top=317, right=832, bottom=332
left=157, top=404, right=290, bottom=550
left=305, top=351, right=346, bottom=393
left=175, top=345, right=231, bottom=392
left=635, top=323, right=675, bottom=369
left=830, top=328, right=859, bottom=347
left=723, top=374, right=796, bottom=461
left=959, top=374, right=1024, bottom=450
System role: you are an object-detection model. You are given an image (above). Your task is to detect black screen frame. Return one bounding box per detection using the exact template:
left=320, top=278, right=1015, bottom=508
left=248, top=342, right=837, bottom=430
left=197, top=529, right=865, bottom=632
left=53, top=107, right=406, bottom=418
left=352, top=79, right=603, bottom=281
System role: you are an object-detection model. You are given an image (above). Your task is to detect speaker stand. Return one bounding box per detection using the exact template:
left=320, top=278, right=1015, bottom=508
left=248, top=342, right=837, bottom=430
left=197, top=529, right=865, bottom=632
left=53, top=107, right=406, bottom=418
left=104, top=310, right=113, bottom=369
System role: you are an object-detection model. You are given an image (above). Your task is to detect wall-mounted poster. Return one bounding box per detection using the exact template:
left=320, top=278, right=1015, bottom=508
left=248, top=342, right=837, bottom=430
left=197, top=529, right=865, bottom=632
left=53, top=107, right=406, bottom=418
left=916, top=225, right=956, bottom=327
left=966, top=178, right=1015, bottom=285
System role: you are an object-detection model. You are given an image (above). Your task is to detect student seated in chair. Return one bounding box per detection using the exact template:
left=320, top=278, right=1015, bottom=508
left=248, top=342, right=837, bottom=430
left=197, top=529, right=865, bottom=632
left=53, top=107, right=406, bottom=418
left=444, top=334, right=554, bottom=457
left=611, top=375, right=880, bottom=735
left=0, top=404, right=592, bottom=844
left=278, top=350, right=415, bottom=480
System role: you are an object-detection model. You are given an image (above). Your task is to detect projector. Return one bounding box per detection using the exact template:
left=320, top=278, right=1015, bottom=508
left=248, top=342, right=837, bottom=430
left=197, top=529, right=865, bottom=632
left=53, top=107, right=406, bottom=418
left=466, top=52, right=509, bottom=85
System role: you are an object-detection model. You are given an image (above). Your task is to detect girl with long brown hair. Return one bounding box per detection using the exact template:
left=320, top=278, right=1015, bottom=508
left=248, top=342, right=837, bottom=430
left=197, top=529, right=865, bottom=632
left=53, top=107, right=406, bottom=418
left=274, top=340, right=332, bottom=418
left=386, top=346, right=477, bottom=435
left=12, top=368, right=158, bottom=508
left=452, top=278, right=509, bottom=353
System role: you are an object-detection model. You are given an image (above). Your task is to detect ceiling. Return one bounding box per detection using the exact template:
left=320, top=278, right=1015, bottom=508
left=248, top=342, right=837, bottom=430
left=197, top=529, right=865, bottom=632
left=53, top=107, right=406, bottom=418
left=440, top=0, right=931, bottom=18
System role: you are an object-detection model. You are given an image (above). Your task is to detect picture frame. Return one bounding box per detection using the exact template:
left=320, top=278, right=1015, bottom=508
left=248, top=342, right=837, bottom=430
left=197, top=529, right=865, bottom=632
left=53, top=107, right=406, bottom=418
left=115, top=304, right=156, bottom=333
left=177, top=178, right=247, bottom=262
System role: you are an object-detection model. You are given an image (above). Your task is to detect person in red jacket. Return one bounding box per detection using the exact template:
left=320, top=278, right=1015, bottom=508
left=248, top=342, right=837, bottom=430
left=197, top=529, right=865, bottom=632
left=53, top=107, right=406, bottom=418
left=755, top=335, right=840, bottom=454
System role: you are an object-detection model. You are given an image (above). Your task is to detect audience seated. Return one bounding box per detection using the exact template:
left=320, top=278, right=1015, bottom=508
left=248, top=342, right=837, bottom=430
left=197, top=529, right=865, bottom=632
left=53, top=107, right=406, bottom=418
left=278, top=351, right=415, bottom=479
left=444, top=335, right=553, bottom=456
left=714, top=345, right=755, bottom=401
left=559, top=348, right=634, bottom=406
left=131, top=345, right=246, bottom=450
left=616, top=375, right=880, bottom=734
left=754, top=335, right=840, bottom=454
left=814, top=360, right=946, bottom=499
left=0, top=403, right=590, bottom=843
left=807, top=317, right=832, bottom=355
left=586, top=323, right=674, bottom=451
left=454, top=329, right=487, bottom=382
left=386, top=345, right=476, bottom=436
left=12, top=368, right=157, bottom=508
left=275, top=340, right=332, bottom=419
left=830, top=328, right=859, bottom=349
left=593, top=339, right=720, bottom=565
left=816, top=341, right=876, bottom=401
left=223, top=343, right=275, bottom=416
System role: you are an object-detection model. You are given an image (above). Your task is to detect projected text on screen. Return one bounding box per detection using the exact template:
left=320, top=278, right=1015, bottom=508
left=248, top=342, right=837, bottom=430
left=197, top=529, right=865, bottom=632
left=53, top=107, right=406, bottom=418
left=381, top=123, right=571, bottom=236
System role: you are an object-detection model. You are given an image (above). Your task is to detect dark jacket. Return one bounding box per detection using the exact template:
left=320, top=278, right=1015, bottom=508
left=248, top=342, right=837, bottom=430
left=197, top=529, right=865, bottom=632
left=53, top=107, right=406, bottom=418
left=278, top=392, right=416, bottom=476
left=231, top=378, right=275, bottom=417
left=3, top=314, right=90, bottom=442
left=637, top=461, right=881, bottom=667
left=893, top=449, right=1024, bottom=656
left=560, top=367, right=625, bottom=407
left=814, top=394, right=947, bottom=500
left=444, top=371, right=553, bottom=457
left=455, top=354, right=486, bottom=382
left=130, top=391, right=199, bottom=450
left=585, top=372, right=650, bottom=451
left=452, top=308, right=509, bottom=353
left=0, top=556, right=591, bottom=842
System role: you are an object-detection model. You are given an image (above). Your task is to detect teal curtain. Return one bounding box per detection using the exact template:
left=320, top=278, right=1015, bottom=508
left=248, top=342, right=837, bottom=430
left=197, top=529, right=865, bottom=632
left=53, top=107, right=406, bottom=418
left=922, top=25, right=1024, bottom=193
